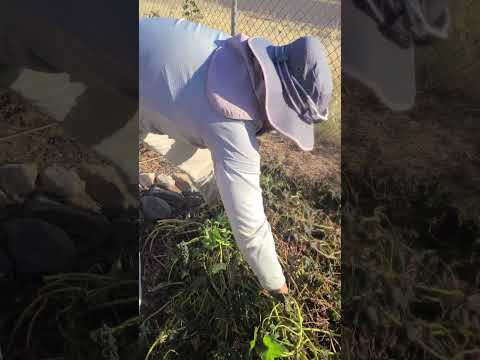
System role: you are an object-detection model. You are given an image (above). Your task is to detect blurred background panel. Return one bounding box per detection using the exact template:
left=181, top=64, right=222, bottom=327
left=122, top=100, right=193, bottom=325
left=417, top=1, right=480, bottom=101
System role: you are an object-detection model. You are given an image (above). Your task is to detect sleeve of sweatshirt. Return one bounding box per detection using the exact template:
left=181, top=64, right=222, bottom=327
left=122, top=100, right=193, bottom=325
left=203, top=118, right=286, bottom=290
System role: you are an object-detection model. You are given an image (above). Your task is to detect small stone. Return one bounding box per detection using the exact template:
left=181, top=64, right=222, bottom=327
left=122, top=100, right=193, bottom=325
left=172, top=173, right=194, bottom=192
left=139, top=173, right=155, bottom=190
left=39, top=165, right=86, bottom=198
left=0, top=189, right=12, bottom=208
left=148, top=186, right=184, bottom=206
left=2, top=218, right=76, bottom=274
left=140, top=195, right=172, bottom=221
left=67, top=193, right=101, bottom=213
left=183, top=193, right=204, bottom=208
left=23, top=195, right=111, bottom=249
left=0, top=163, right=38, bottom=201
left=196, top=178, right=221, bottom=207
left=79, top=164, right=137, bottom=211
left=154, top=174, right=181, bottom=192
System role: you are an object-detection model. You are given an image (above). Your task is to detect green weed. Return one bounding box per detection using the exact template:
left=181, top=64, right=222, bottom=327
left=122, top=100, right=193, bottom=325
left=142, top=164, right=341, bottom=359
left=201, top=213, right=233, bottom=251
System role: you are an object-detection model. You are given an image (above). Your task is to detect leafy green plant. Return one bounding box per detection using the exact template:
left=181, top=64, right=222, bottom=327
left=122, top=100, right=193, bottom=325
left=249, top=328, right=289, bottom=360
left=201, top=213, right=233, bottom=251
left=142, top=164, right=341, bottom=359
left=261, top=335, right=289, bottom=360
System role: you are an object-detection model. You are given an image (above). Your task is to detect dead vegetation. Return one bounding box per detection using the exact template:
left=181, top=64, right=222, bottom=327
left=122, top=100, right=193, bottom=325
left=342, top=77, right=480, bottom=359
left=141, top=162, right=341, bottom=359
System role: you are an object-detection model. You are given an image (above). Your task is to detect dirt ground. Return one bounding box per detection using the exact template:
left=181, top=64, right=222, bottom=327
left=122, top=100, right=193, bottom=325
left=4, top=76, right=479, bottom=359
left=259, top=132, right=340, bottom=190
left=140, top=131, right=341, bottom=195
left=0, top=89, right=108, bottom=170
left=1, top=86, right=341, bottom=199
left=139, top=143, right=178, bottom=176
left=343, top=77, right=480, bottom=220
left=4, top=78, right=478, bottom=221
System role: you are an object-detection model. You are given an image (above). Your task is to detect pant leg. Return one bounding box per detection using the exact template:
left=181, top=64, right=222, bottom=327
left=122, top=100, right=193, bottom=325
left=1, top=66, right=139, bottom=187
left=139, top=114, right=220, bottom=206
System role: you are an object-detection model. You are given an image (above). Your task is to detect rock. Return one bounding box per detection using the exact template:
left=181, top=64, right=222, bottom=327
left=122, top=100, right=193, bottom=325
left=154, top=174, right=181, bottom=192
left=139, top=173, right=155, bottom=190
left=39, top=165, right=85, bottom=198
left=183, top=193, right=204, bottom=208
left=148, top=186, right=184, bottom=207
left=23, top=195, right=111, bottom=251
left=0, top=189, right=12, bottom=208
left=196, top=178, right=221, bottom=207
left=0, top=163, right=38, bottom=201
left=0, top=249, right=13, bottom=278
left=78, top=217, right=137, bottom=269
left=38, top=165, right=100, bottom=212
left=2, top=218, right=76, bottom=274
left=66, top=193, right=101, bottom=213
left=78, top=164, right=137, bottom=212
left=140, top=195, right=172, bottom=221
left=172, top=173, right=195, bottom=193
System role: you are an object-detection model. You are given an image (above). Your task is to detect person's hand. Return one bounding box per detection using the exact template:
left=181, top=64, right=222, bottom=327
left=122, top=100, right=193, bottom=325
left=272, top=282, right=289, bottom=295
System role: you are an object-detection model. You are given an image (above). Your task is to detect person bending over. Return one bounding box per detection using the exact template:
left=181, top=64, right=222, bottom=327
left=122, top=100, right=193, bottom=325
left=139, top=18, right=333, bottom=294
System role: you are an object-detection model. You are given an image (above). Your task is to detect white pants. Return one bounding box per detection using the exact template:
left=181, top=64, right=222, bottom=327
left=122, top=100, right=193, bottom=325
left=3, top=67, right=221, bottom=207
left=1, top=67, right=139, bottom=188
left=139, top=120, right=220, bottom=206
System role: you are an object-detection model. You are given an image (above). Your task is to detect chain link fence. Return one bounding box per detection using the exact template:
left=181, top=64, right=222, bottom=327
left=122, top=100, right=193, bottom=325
left=140, top=0, right=341, bottom=140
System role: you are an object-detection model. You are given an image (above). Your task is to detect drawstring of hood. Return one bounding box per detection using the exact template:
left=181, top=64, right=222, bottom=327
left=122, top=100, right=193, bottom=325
left=273, top=46, right=327, bottom=124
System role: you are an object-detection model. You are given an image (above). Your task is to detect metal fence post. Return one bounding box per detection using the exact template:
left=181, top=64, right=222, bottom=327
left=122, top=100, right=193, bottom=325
left=231, top=0, right=238, bottom=35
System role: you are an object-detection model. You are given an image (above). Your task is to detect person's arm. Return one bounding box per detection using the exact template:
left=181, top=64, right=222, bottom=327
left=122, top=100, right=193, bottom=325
left=205, top=119, right=286, bottom=291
